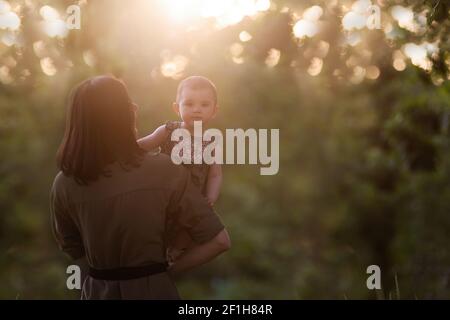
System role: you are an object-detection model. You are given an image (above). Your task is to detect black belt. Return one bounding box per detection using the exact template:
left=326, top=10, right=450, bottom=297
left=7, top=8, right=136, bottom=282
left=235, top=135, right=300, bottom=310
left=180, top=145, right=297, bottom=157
left=88, top=262, right=168, bottom=281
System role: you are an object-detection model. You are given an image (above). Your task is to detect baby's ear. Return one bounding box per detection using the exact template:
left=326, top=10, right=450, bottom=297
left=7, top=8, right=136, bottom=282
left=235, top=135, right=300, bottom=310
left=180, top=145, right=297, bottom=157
left=172, top=102, right=180, bottom=115
left=211, top=104, right=219, bottom=119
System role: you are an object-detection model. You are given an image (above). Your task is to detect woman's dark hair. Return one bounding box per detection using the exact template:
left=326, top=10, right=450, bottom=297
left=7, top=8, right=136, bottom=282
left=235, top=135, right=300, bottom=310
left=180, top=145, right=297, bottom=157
left=57, top=75, right=144, bottom=184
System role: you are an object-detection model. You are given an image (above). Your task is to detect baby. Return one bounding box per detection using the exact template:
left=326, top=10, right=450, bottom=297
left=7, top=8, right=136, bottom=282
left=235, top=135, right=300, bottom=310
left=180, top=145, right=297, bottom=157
left=138, top=76, right=222, bottom=263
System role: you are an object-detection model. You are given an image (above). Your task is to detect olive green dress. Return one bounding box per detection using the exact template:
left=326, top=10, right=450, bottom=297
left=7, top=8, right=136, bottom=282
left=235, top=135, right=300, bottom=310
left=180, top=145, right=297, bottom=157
left=50, top=152, right=225, bottom=300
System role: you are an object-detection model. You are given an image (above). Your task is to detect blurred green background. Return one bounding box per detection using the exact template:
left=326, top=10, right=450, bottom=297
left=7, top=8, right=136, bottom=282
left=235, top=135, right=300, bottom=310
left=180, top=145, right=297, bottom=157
left=0, top=0, right=449, bottom=299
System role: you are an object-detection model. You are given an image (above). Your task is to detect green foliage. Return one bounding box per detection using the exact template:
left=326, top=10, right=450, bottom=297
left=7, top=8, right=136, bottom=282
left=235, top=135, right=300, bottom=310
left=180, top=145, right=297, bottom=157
left=0, top=0, right=449, bottom=299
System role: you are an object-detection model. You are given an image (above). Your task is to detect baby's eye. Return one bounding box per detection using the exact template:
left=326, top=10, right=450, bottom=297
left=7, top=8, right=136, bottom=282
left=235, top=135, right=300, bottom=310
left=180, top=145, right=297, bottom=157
left=202, top=103, right=210, bottom=107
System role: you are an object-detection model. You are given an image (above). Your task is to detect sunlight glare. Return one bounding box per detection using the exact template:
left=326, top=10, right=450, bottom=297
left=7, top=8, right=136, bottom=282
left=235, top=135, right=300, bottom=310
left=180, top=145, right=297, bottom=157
left=366, top=65, right=380, bottom=79
left=255, top=0, right=271, bottom=11
left=39, top=5, right=69, bottom=38
left=350, top=66, right=366, bottom=84
left=391, top=6, right=414, bottom=31
left=302, top=5, right=323, bottom=22
left=1, top=31, right=16, bottom=46
left=42, top=19, right=68, bottom=38
left=403, top=43, right=433, bottom=71
left=230, top=42, right=244, bottom=57
left=293, top=5, right=322, bottom=39
left=293, top=20, right=318, bottom=39
left=0, top=11, right=21, bottom=30
left=160, top=55, right=189, bottom=79
left=345, top=32, right=362, bottom=46
left=40, top=57, right=57, bottom=76
left=342, top=11, right=366, bottom=30
left=239, top=30, right=252, bottom=42
left=393, top=59, right=406, bottom=71
left=307, top=57, right=323, bottom=76
left=0, top=0, right=11, bottom=13
left=351, top=0, right=371, bottom=14
left=162, top=0, right=271, bottom=29
left=40, top=5, right=60, bottom=21
left=83, top=50, right=97, bottom=67
left=265, top=48, right=280, bottom=67
left=0, top=66, right=13, bottom=84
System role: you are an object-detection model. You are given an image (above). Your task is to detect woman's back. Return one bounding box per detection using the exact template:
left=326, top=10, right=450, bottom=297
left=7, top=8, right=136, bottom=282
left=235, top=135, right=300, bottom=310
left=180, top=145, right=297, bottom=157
left=51, top=152, right=224, bottom=299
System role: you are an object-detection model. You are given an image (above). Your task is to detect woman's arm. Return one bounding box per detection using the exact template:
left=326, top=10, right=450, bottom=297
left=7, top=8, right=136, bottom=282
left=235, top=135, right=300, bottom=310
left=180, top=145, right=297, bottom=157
left=50, top=178, right=85, bottom=260
left=205, top=163, right=222, bottom=206
left=137, top=125, right=169, bottom=151
left=168, top=229, right=230, bottom=276
left=167, top=165, right=229, bottom=275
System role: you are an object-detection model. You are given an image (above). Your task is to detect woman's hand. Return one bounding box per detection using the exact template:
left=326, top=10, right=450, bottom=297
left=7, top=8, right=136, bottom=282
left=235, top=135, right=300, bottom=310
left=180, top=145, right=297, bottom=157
left=167, top=229, right=230, bottom=276
left=205, top=196, right=214, bottom=207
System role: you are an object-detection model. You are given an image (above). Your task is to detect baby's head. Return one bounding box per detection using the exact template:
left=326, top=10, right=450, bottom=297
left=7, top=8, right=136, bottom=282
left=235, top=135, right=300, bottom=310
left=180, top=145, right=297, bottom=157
left=173, top=76, right=218, bottom=128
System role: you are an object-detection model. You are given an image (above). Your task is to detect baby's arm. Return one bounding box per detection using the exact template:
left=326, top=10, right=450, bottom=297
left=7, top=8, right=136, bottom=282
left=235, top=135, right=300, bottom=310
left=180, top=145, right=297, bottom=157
left=137, top=125, right=169, bottom=151
left=205, top=163, right=222, bottom=206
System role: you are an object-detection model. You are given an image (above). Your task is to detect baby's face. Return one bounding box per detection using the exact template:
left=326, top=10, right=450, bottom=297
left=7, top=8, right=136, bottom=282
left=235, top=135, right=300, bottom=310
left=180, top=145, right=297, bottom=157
left=175, top=87, right=217, bottom=128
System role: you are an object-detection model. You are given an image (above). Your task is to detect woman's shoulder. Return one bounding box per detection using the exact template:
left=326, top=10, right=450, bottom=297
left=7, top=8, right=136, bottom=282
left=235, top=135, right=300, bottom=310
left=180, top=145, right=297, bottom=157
left=51, top=153, right=188, bottom=201
left=140, top=150, right=170, bottom=165
left=52, top=171, right=72, bottom=190
left=50, top=171, right=77, bottom=203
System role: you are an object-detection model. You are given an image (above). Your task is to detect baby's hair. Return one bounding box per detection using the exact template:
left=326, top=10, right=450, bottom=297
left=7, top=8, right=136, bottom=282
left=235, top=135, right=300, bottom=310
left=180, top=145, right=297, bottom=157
left=176, top=76, right=217, bottom=104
